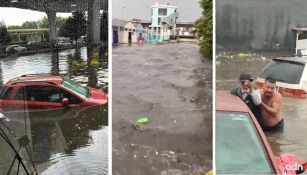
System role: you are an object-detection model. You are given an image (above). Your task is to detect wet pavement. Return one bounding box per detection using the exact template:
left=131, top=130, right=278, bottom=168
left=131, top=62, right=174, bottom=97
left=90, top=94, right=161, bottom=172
left=216, top=51, right=307, bottom=162
left=0, top=47, right=108, bottom=174
left=112, top=43, right=212, bottom=174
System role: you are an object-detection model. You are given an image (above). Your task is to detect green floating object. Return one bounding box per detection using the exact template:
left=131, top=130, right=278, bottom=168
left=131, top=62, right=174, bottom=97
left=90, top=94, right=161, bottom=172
left=137, top=117, right=149, bottom=125
left=238, top=52, right=247, bottom=58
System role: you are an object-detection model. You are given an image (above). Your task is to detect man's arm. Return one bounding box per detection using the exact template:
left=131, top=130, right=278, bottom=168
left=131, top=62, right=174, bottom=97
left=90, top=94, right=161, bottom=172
left=261, top=94, right=282, bottom=116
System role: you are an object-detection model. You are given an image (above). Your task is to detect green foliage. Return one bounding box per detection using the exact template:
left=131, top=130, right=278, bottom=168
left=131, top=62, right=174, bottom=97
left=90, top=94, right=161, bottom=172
left=90, top=52, right=100, bottom=66
left=58, top=12, right=86, bottom=40
left=68, top=54, right=86, bottom=70
left=21, top=21, right=38, bottom=29
left=0, top=25, right=11, bottom=45
left=194, top=0, right=212, bottom=59
left=39, top=17, right=49, bottom=28
left=56, top=16, right=68, bottom=29
left=7, top=16, right=67, bottom=29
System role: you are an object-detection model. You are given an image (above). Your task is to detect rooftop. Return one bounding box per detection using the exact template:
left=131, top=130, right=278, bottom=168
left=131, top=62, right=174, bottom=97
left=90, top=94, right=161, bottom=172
left=292, top=27, right=307, bottom=31
left=151, top=4, right=177, bottom=9
left=273, top=57, right=307, bottom=64
left=216, top=91, right=251, bottom=113
left=112, top=18, right=128, bottom=27
left=6, top=74, right=63, bottom=85
left=8, top=28, right=50, bottom=33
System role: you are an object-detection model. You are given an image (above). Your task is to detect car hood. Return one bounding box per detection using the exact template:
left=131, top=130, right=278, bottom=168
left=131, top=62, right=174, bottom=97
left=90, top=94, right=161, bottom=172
left=88, top=87, right=108, bottom=104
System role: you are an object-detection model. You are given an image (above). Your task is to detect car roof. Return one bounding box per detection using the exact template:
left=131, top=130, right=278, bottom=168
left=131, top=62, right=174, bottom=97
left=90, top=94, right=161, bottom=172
left=273, top=57, right=307, bottom=64
left=216, top=91, right=252, bottom=113
left=6, top=74, right=63, bottom=86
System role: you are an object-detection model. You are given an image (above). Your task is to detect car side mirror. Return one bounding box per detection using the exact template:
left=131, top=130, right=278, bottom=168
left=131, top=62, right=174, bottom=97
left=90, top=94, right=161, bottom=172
left=62, top=98, right=69, bottom=106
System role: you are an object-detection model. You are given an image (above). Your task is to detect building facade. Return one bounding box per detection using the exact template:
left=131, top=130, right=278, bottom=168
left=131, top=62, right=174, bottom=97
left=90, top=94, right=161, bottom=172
left=8, top=29, right=49, bottom=43
left=147, top=3, right=178, bottom=43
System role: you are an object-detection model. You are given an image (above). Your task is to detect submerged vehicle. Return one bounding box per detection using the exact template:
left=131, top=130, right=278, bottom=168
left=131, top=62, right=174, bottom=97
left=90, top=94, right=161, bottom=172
left=0, top=74, right=107, bottom=111
left=216, top=91, right=306, bottom=174
left=256, top=57, right=307, bottom=99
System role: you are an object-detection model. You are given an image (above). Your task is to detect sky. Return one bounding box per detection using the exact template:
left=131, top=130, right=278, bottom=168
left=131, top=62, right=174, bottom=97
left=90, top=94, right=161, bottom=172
left=0, top=0, right=203, bottom=26
left=0, top=7, right=71, bottom=26
left=112, top=0, right=202, bottom=22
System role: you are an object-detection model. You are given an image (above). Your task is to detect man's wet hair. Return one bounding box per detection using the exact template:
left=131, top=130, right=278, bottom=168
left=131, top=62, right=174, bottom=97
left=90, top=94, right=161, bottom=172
left=265, top=77, right=276, bottom=84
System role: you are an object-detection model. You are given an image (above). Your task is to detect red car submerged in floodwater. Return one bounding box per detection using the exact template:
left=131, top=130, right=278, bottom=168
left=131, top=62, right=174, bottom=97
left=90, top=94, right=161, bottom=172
left=216, top=91, right=306, bottom=174
left=0, top=74, right=107, bottom=111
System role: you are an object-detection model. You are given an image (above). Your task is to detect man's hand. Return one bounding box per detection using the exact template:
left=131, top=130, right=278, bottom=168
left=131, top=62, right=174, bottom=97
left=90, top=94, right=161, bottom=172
left=244, top=80, right=253, bottom=92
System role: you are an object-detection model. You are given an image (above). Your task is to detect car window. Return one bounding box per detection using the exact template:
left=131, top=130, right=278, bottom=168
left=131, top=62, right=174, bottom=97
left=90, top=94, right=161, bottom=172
left=61, top=78, right=88, bottom=98
left=259, top=59, right=305, bottom=84
left=0, top=87, right=13, bottom=100
left=14, top=86, right=82, bottom=104
left=216, top=112, right=274, bottom=174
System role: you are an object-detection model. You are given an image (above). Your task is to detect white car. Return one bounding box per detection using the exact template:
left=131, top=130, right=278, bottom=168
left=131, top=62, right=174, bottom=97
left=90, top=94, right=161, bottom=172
left=56, top=41, right=71, bottom=47
left=256, top=57, right=307, bottom=99
left=27, top=41, right=41, bottom=45
left=5, top=45, right=27, bottom=52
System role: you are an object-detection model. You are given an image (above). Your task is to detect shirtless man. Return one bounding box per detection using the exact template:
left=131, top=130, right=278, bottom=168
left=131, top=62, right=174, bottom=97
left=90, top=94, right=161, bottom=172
left=261, top=77, right=284, bottom=133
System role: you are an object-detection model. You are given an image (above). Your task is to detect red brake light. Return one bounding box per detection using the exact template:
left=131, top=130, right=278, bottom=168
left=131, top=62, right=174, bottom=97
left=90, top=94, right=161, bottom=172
left=293, top=89, right=307, bottom=99
left=279, top=88, right=306, bottom=99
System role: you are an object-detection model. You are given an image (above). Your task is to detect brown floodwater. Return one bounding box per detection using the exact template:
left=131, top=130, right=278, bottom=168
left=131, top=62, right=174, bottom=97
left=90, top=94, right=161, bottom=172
left=112, top=43, right=212, bottom=174
left=216, top=51, right=307, bottom=164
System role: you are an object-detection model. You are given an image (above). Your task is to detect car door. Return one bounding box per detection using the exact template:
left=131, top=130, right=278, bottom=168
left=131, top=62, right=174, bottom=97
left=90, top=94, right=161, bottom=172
left=10, top=85, right=64, bottom=110
left=0, top=86, right=14, bottom=110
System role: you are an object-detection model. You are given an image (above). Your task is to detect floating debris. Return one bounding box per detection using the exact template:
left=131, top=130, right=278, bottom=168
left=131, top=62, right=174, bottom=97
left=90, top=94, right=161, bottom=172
left=137, top=117, right=149, bottom=125
left=238, top=52, right=247, bottom=58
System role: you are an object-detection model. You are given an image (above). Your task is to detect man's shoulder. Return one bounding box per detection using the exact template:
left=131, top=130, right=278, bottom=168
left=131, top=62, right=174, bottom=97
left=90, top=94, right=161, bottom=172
left=230, top=86, right=241, bottom=95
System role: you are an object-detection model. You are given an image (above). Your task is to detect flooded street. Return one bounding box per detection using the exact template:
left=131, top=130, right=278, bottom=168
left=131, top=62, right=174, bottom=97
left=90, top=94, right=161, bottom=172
left=216, top=52, right=307, bottom=161
left=0, top=47, right=108, bottom=174
left=113, top=43, right=212, bottom=174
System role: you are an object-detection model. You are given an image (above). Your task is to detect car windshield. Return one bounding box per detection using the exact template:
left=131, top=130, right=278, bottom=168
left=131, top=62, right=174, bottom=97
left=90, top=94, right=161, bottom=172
left=61, top=77, right=88, bottom=98
left=216, top=112, right=274, bottom=174
left=259, top=59, right=305, bottom=84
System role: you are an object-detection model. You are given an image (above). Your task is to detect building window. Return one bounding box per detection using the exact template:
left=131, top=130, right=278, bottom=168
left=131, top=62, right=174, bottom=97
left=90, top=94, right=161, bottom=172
left=158, top=17, right=161, bottom=25
left=125, top=28, right=128, bottom=31
left=158, top=8, right=167, bottom=16
left=298, top=31, right=307, bottom=40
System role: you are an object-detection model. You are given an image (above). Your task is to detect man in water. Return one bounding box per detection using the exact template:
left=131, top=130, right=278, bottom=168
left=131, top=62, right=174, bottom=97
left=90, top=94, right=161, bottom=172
left=261, top=77, right=284, bottom=133
left=231, top=73, right=262, bottom=124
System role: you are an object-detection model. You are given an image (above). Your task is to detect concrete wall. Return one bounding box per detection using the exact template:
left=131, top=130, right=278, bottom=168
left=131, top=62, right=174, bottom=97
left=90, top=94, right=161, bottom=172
left=122, top=22, right=137, bottom=43
left=216, top=0, right=307, bottom=52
